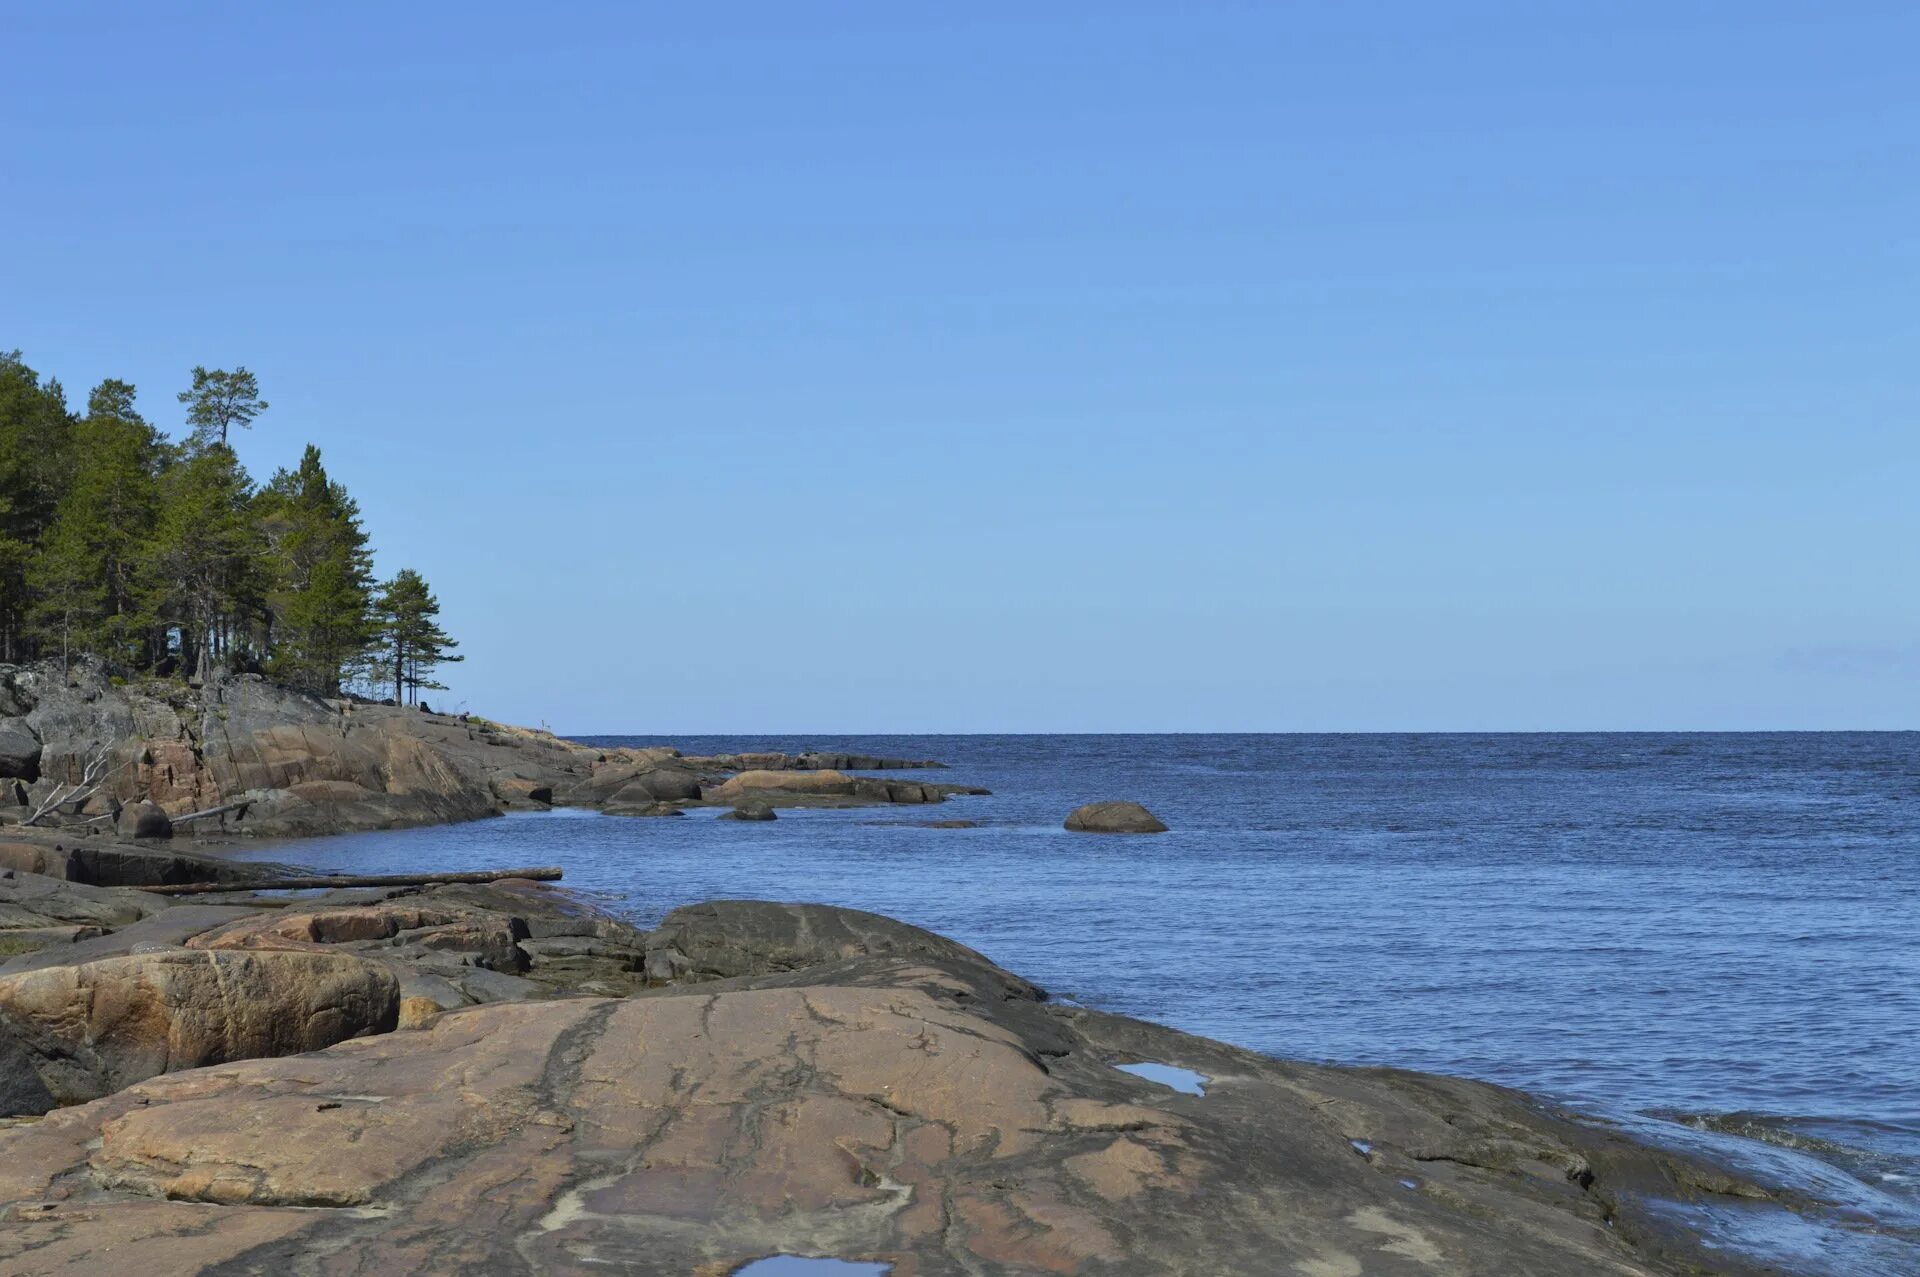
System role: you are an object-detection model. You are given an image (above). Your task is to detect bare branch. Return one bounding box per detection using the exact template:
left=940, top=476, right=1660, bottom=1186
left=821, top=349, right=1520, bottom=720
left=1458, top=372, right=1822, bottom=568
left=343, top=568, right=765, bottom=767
left=23, top=745, right=123, bottom=828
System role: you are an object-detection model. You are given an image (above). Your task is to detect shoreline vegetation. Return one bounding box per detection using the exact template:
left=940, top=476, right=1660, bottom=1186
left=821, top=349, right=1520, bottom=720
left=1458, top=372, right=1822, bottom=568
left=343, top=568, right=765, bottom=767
left=0, top=667, right=1824, bottom=1275
left=1, top=352, right=458, bottom=703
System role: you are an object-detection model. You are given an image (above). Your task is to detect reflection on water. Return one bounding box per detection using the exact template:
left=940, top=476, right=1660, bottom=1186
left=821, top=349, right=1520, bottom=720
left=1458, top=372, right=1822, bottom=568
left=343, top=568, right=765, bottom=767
left=237, top=731, right=1920, bottom=1274
left=1115, top=1061, right=1208, bottom=1096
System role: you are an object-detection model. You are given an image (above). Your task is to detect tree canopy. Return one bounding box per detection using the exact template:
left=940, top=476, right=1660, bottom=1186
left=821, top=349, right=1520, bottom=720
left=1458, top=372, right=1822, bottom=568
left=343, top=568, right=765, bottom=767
left=373, top=568, right=462, bottom=705
left=0, top=351, right=458, bottom=701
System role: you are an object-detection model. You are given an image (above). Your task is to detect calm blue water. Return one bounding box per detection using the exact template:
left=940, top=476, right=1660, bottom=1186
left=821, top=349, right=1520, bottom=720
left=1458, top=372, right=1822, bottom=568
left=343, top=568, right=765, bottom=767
left=243, top=733, right=1920, bottom=1273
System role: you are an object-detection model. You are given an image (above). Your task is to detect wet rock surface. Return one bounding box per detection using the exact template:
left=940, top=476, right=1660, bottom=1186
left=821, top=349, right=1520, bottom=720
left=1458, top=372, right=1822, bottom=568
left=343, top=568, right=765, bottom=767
left=0, top=896, right=1785, bottom=1275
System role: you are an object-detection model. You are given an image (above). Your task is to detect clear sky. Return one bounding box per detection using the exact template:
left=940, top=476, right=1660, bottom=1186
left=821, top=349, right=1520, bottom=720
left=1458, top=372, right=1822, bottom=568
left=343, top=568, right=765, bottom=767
left=3, top=3, right=1914, bottom=731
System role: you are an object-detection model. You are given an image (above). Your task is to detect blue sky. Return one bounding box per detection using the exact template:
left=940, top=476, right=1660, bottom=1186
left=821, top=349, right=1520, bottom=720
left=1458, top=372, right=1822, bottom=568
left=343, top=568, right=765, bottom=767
left=3, top=3, right=1914, bottom=731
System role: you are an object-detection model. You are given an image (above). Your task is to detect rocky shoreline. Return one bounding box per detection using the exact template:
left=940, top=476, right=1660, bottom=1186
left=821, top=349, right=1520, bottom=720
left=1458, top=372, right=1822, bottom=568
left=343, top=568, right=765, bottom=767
left=0, top=666, right=1803, bottom=1274
left=0, top=663, right=983, bottom=845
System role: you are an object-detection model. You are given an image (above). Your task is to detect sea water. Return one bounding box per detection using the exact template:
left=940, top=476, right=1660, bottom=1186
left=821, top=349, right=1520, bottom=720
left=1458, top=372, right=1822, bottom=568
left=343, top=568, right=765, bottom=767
left=241, top=732, right=1920, bottom=1273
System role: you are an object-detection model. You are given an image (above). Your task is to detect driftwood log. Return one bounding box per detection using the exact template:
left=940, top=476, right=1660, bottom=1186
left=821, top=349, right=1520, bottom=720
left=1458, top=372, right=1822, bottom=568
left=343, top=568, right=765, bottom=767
left=139, top=866, right=564, bottom=896
left=170, top=799, right=255, bottom=825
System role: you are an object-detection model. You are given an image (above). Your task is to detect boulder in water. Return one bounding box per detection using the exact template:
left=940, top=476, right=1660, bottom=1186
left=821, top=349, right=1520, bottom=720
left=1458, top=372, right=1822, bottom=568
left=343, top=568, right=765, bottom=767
left=1065, top=801, right=1168, bottom=834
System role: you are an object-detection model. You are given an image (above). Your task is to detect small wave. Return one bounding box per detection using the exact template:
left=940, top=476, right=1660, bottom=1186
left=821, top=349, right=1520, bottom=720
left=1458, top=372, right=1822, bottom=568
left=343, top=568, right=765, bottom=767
left=1659, top=1110, right=1920, bottom=1156
left=1650, top=1109, right=1920, bottom=1206
left=1660, top=1110, right=1862, bottom=1159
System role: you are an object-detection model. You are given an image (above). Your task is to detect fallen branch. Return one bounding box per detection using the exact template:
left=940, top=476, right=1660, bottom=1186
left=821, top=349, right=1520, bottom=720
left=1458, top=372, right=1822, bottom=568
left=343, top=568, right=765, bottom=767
left=137, top=865, right=564, bottom=896
left=24, top=746, right=120, bottom=828
left=170, top=799, right=254, bottom=825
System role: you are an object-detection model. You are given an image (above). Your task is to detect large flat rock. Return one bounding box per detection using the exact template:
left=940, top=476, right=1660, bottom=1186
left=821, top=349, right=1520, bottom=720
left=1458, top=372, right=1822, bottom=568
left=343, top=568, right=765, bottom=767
left=0, top=903, right=1777, bottom=1276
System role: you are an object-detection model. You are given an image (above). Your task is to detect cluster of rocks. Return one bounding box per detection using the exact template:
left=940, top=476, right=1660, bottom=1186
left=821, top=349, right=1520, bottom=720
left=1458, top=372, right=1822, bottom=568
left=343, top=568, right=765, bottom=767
left=0, top=663, right=989, bottom=841
left=0, top=868, right=1786, bottom=1275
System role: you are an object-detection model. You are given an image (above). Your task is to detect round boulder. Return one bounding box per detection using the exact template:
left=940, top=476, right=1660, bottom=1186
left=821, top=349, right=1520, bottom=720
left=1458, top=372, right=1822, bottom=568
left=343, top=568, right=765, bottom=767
left=0, top=719, right=41, bottom=781
left=117, top=799, right=174, bottom=841
left=1064, top=801, right=1168, bottom=834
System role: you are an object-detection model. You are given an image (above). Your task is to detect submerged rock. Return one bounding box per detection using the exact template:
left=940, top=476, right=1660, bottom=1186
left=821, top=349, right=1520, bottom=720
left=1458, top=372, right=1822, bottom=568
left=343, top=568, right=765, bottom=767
left=1065, top=800, right=1169, bottom=833
left=721, top=802, right=777, bottom=822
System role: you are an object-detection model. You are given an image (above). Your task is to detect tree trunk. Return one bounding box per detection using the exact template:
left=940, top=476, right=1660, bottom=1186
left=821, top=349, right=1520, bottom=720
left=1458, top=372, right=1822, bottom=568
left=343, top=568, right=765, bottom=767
left=141, top=866, right=564, bottom=895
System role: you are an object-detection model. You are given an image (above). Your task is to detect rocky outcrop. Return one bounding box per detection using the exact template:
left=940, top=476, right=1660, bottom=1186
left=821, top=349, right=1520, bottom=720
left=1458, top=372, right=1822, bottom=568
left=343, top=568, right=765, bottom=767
left=490, top=777, right=553, bottom=809
left=719, top=801, right=776, bottom=821
left=0, top=948, right=399, bottom=1111
left=680, top=750, right=944, bottom=772
left=0, top=898, right=1785, bottom=1275
left=1066, top=799, right=1169, bottom=833
left=0, top=666, right=597, bottom=838
left=0, top=665, right=983, bottom=837
left=0, top=718, right=39, bottom=780
left=699, top=768, right=987, bottom=811
left=641, top=900, right=1044, bottom=997
left=705, top=767, right=856, bottom=800
left=173, top=879, right=652, bottom=1009
left=0, top=871, right=653, bottom=1119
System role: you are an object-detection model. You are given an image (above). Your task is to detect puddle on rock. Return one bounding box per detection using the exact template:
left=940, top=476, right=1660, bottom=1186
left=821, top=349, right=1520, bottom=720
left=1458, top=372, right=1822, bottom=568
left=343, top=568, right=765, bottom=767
left=1114, top=1061, right=1208, bottom=1096
left=734, top=1258, right=893, bottom=1276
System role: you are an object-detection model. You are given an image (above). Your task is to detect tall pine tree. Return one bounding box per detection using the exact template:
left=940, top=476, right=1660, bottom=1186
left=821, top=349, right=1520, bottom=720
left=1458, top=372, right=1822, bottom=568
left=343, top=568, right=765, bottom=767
left=257, top=445, right=374, bottom=694
left=0, top=353, right=77, bottom=661
left=372, top=569, right=461, bottom=705
left=145, top=443, right=264, bottom=680
left=27, top=380, right=163, bottom=671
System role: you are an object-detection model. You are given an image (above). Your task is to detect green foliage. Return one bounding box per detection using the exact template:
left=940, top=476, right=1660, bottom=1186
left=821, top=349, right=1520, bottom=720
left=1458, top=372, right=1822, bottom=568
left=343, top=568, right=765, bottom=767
left=0, top=352, right=76, bottom=659
left=257, top=445, right=375, bottom=694
left=27, top=380, right=164, bottom=669
left=372, top=568, right=462, bottom=705
left=0, top=351, right=458, bottom=699
left=177, top=366, right=268, bottom=450
left=144, top=444, right=266, bottom=679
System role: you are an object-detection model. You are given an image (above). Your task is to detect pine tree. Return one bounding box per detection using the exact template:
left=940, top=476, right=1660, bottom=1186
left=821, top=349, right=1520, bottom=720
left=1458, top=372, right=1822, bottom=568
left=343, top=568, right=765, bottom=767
left=372, top=569, right=461, bottom=705
left=0, top=353, right=77, bottom=661
left=145, top=444, right=264, bottom=680
left=257, top=445, right=374, bottom=694
left=177, top=366, right=268, bottom=450
left=26, top=380, right=164, bottom=671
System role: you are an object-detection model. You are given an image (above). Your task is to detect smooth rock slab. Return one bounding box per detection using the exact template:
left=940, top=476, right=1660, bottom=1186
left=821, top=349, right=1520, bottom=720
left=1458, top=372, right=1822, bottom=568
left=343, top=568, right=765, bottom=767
left=706, top=768, right=857, bottom=801
left=0, top=946, right=1776, bottom=1276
